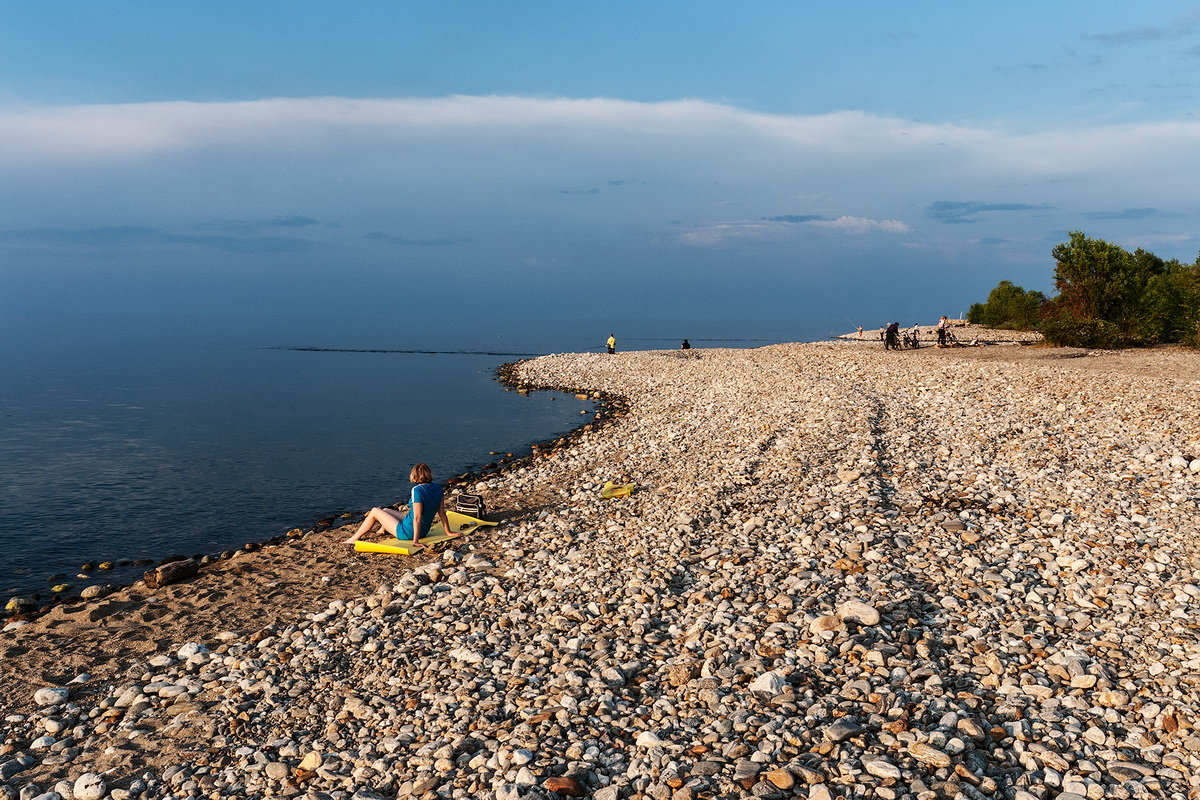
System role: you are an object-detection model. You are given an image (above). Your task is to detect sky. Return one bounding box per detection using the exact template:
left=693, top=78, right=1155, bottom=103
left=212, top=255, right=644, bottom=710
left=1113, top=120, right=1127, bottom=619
left=3, top=1, right=1200, bottom=342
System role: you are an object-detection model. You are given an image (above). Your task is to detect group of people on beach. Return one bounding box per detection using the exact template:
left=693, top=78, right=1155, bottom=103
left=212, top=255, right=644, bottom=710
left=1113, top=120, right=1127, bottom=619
left=871, top=316, right=954, bottom=350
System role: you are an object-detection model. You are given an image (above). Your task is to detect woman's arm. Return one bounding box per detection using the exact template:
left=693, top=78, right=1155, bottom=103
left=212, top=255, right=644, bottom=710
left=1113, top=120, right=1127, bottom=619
left=410, top=501, right=423, bottom=545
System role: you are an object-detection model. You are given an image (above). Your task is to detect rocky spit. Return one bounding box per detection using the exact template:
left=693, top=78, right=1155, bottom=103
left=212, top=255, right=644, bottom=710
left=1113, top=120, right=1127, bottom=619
left=836, top=323, right=1043, bottom=345
left=3, top=343, right=1200, bottom=800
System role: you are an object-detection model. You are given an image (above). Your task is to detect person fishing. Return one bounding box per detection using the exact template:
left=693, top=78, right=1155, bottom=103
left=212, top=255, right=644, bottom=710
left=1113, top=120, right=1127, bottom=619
left=342, top=463, right=452, bottom=547
left=606, top=333, right=616, bottom=354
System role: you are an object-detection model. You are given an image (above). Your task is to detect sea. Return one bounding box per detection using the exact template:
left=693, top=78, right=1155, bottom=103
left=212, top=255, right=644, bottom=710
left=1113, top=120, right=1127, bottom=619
left=0, top=314, right=833, bottom=600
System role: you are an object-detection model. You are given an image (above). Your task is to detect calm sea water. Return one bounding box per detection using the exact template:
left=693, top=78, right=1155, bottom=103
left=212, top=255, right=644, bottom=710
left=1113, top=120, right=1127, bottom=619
left=0, top=315, right=819, bottom=599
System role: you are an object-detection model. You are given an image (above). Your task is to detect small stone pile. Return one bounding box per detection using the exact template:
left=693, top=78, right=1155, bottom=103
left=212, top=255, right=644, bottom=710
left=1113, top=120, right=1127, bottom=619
left=2, top=343, right=1198, bottom=800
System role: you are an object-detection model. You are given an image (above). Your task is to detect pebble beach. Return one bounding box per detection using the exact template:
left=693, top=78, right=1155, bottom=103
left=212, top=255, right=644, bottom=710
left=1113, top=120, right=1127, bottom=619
left=3, top=341, right=1200, bottom=800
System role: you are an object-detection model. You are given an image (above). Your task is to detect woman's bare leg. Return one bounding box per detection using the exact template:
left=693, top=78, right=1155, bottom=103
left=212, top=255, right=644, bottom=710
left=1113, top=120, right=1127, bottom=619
left=342, top=507, right=405, bottom=543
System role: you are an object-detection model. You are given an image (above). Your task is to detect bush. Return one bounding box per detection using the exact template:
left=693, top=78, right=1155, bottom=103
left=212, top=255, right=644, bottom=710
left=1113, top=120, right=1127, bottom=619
left=1038, top=317, right=1120, bottom=348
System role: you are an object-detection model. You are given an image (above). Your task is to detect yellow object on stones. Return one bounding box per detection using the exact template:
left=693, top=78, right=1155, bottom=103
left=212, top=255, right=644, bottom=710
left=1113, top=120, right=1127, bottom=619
left=601, top=481, right=635, bottom=498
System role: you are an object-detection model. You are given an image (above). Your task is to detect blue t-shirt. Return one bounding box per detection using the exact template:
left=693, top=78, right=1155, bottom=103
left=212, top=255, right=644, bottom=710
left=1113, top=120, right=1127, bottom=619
left=397, top=482, right=444, bottom=540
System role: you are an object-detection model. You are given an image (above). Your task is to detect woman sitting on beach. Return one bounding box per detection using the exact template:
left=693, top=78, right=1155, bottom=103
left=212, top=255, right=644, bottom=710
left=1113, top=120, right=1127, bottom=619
left=342, top=463, right=452, bottom=547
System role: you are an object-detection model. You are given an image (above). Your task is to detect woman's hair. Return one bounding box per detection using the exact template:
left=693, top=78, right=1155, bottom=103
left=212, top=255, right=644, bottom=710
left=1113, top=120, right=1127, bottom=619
left=410, top=462, right=433, bottom=484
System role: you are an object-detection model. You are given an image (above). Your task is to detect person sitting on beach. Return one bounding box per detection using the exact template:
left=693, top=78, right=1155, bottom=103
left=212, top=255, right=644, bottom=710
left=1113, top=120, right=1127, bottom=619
left=681, top=338, right=691, bottom=350
left=342, top=462, right=452, bottom=547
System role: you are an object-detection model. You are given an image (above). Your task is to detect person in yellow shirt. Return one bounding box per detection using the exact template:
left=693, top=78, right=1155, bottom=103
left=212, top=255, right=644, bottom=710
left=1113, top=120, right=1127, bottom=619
left=606, top=334, right=616, bottom=354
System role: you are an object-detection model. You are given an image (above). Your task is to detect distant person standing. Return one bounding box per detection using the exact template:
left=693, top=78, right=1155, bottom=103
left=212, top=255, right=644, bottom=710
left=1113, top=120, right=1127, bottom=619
left=606, top=333, right=616, bottom=354
left=856, top=325, right=864, bottom=339
left=936, top=315, right=949, bottom=347
left=884, top=322, right=900, bottom=351
left=681, top=339, right=691, bottom=350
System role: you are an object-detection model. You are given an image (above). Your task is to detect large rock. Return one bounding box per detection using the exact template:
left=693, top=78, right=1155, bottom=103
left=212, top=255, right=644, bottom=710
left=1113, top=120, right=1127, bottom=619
left=73, top=773, right=107, bottom=800
left=836, top=599, right=881, bottom=626
left=33, top=688, right=69, bottom=707
left=748, top=670, right=787, bottom=696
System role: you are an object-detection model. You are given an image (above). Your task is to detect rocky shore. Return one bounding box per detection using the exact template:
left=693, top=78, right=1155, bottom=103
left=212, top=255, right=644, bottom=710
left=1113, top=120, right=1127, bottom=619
left=3, top=343, right=1199, bottom=800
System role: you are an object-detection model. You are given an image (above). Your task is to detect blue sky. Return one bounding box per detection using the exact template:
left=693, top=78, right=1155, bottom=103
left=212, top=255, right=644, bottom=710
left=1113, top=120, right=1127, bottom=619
left=3, top=1, right=1200, bottom=340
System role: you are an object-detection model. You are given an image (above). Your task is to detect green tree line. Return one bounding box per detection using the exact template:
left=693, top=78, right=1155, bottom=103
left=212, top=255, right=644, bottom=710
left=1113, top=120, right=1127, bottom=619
left=967, top=232, right=1200, bottom=348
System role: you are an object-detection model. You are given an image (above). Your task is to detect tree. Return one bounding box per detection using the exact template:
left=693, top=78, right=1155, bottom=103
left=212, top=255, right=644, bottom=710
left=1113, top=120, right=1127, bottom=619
left=966, top=280, right=1045, bottom=329
left=967, top=234, right=1200, bottom=348
left=1050, top=231, right=1166, bottom=332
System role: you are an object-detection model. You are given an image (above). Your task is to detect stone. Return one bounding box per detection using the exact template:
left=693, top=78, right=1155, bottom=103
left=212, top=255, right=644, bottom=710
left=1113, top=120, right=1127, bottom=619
left=863, top=757, right=902, bottom=780
left=763, top=769, right=794, bottom=790
left=809, top=615, right=843, bottom=634
left=907, top=743, right=951, bottom=769
left=808, top=784, right=833, bottom=800
left=72, top=773, right=106, bottom=800
left=543, top=777, right=585, bottom=796
left=837, top=599, right=881, bottom=625
left=636, top=731, right=666, bottom=748
left=33, top=688, right=69, bottom=707
left=666, top=663, right=696, bottom=686
left=748, top=670, right=787, bottom=696
left=264, top=762, right=289, bottom=780
left=824, top=719, right=865, bottom=742
left=176, top=642, right=208, bottom=659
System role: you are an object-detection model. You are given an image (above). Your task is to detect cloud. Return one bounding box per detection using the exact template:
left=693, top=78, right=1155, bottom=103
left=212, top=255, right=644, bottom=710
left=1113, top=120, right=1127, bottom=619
left=927, top=201, right=1055, bottom=224
left=3, top=94, right=1200, bottom=283
left=364, top=231, right=469, bottom=247
left=808, top=216, right=911, bottom=233
left=198, top=215, right=324, bottom=233
left=1083, top=207, right=1162, bottom=220
left=157, top=233, right=325, bottom=253
left=680, top=215, right=909, bottom=245
left=0, top=225, right=325, bottom=253
left=1083, top=9, right=1200, bottom=45
left=677, top=222, right=781, bottom=246
left=0, top=226, right=158, bottom=246
left=763, top=214, right=828, bottom=223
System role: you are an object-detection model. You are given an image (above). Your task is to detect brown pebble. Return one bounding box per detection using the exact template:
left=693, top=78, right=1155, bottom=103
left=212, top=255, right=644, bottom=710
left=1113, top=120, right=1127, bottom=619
left=543, top=776, right=586, bottom=796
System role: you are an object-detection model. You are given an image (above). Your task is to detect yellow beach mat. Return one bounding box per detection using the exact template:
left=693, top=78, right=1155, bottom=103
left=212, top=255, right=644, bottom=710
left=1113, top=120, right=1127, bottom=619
left=354, top=511, right=498, bottom=555
left=601, top=481, right=635, bottom=499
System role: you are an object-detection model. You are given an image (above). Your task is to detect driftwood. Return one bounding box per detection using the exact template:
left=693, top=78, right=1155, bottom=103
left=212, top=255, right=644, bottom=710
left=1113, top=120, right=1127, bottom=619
left=143, top=558, right=199, bottom=588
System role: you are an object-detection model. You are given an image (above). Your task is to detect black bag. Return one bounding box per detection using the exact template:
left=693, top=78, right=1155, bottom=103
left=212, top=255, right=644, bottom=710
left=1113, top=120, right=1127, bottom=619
left=454, top=492, right=487, bottom=518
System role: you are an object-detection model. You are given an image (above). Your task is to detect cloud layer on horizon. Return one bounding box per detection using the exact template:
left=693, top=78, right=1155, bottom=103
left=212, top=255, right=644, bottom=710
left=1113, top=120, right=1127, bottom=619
left=2, top=94, right=1198, bottom=321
